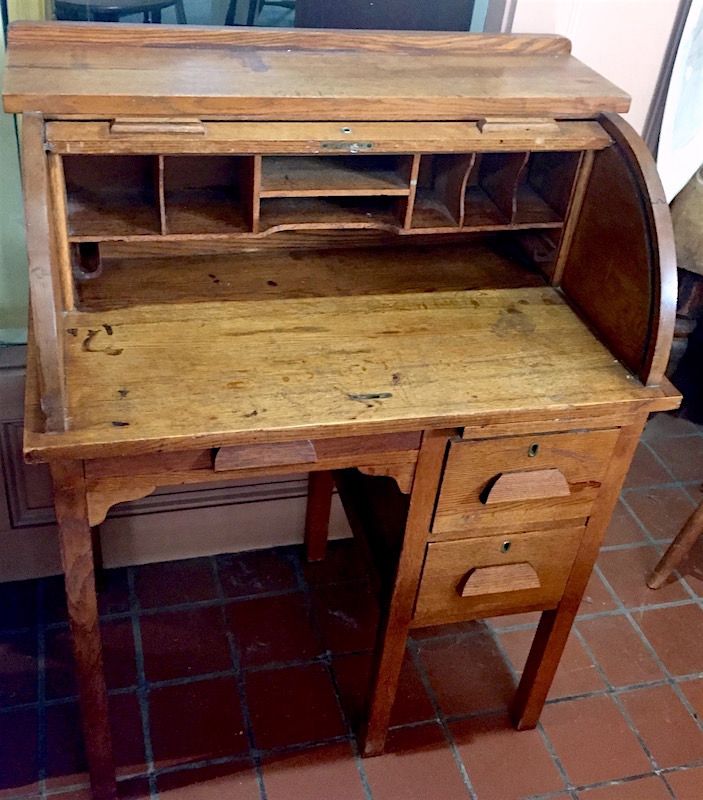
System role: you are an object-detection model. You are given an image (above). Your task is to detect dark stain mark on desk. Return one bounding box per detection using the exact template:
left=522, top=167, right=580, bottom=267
left=103, top=323, right=113, bottom=335
left=82, top=329, right=123, bottom=356
left=67, top=328, right=78, bottom=337
left=491, top=308, right=535, bottom=337
left=391, top=373, right=401, bottom=385
left=244, top=409, right=259, bottom=417
left=348, top=392, right=393, bottom=403
left=118, top=389, right=129, bottom=399
left=111, top=420, right=130, bottom=427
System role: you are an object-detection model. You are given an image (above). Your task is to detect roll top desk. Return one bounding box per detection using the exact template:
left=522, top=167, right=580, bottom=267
left=4, top=22, right=680, bottom=800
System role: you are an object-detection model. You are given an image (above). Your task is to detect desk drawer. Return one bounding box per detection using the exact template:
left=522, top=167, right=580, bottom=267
left=412, top=526, right=584, bottom=626
left=432, top=429, right=619, bottom=537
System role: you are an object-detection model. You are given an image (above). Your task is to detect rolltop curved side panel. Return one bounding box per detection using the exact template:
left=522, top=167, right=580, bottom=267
left=560, top=112, right=676, bottom=386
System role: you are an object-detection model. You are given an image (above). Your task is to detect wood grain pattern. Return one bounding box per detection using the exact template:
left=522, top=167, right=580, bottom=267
left=21, top=114, right=69, bottom=432
left=50, top=460, right=116, bottom=800
left=560, top=113, right=677, bottom=387
left=511, top=417, right=647, bottom=729
left=214, top=440, right=317, bottom=470
left=412, top=526, right=584, bottom=626
left=482, top=468, right=570, bottom=504
left=4, top=24, right=630, bottom=119
left=23, top=288, right=678, bottom=462
left=459, top=562, right=541, bottom=596
left=45, top=120, right=612, bottom=156
left=432, top=428, right=619, bottom=536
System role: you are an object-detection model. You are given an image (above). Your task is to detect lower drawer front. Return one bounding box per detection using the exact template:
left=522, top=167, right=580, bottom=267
left=412, top=527, right=584, bottom=626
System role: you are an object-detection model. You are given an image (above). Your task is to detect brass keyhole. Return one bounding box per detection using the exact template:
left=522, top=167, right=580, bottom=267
left=528, top=443, right=539, bottom=457
left=501, top=541, right=512, bottom=553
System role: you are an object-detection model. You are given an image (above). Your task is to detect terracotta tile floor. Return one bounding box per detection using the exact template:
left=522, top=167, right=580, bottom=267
left=3, top=412, right=703, bottom=799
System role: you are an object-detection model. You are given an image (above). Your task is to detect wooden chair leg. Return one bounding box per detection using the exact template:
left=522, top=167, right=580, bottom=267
left=304, top=470, right=334, bottom=562
left=50, top=461, right=117, bottom=800
left=648, top=500, right=703, bottom=589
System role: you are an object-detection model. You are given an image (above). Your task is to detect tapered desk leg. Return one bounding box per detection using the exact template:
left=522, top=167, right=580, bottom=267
left=50, top=461, right=117, bottom=800
left=305, top=470, right=334, bottom=562
left=361, top=431, right=448, bottom=756
left=511, top=420, right=645, bottom=729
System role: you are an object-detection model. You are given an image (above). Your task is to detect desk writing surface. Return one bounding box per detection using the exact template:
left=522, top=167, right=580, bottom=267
left=24, top=286, right=673, bottom=461
left=3, top=23, right=630, bottom=118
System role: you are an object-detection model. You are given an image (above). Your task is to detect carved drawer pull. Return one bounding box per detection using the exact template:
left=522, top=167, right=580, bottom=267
left=480, top=468, right=570, bottom=504
left=213, top=440, right=317, bottom=471
left=458, top=562, right=541, bottom=597
left=109, top=117, right=206, bottom=136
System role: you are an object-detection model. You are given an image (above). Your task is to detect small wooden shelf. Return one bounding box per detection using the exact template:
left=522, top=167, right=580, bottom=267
left=260, top=156, right=411, bottom=197
left=410, top=190, right=458, bottom=229
left=259, top=196, right=402, bottom=230
left=164, top=189, right=250, bottom=235
left=463, top=185, right=509, bottom=227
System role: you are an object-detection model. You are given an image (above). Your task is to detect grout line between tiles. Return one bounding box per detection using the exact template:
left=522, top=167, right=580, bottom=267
left=210, top=555, right=269, bottom=800
left=286, top=547, right=375, bottom=800
left=407, top=638, right=478, bottom=800
left=127, top=567, right=159, bottom=800
left=488, top=624, right=573, bottom=795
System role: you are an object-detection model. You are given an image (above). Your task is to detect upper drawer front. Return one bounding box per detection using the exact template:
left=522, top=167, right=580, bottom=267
left=432, top=428, right=619, bottom=537
left=413, top=526, right=584, bottom=626
left=44, top=120, right=611, bottom=155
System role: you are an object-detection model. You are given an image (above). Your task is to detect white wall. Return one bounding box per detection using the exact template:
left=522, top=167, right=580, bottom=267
left=511, top=0, right=680, bottom=134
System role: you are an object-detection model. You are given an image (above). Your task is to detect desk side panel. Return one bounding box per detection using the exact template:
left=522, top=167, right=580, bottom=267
left=20, top=113, right=68, bottom=432
left=559, top=112, right=676, bottom=387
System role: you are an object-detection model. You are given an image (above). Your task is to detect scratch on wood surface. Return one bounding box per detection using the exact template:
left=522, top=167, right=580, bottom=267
left=348, top=392, right=393, bottom=403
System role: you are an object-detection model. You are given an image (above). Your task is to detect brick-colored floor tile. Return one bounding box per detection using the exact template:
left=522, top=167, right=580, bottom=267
left=217, top=548, right=298, bottom=598
left=577, top=774, right=671, bottom=799
left=363, top=723, right=469, bottom=800
left=499, top=628, right=605, bottom=699
left=263, top=742, right=365, bottom=800
left=598, top=546, right=689, bottom=607
left=678, top=676, right=703, bottom=717
left=0, top=630, right=37, bottom=708
left=333, top=650, right=435, bottom=728
left=451, top=713, right=565, bottom=800
left=150, top=677, right=247, bottom=768
left=418, top=630, right=514, bottom=716
left=577, top=615, right=664, bottom=687
left=45, top=694, right=145, bottom=791
left=623, top=443, right=672, bottom=489
left=140, top=605, right=231, bottom=682
left=157, top=761, right=260, bottom=800
left=0, top=707, right=38, bottom=797
left=486, top=611, right=541, bottom=628
left=227, top=592, right=322, bottom=668
left=620, top=684, right=703, bottom=769
left=51, top=778, right=151, bottom=799
left=578, top=570, right=618, bottom=616
left=246, top=663, right=345, bottom=750
left=642, top=412, right=701, bottom=439
left=625, top=487, right=696, bottom=543
left=665, top=765, right=703, bottom=798
left=134, top=558, right=217, bottom=609
left=46, top=619, right=136, bottom=699
left=540, top=695, right=650, bottom=786
left=648, top=436, right=703, bottom=483
left=603, top=500, right=648, bottom=547
left=637, top=604, right=703, bottom=675
left=310, top=581, right=379, bottom=654
left=302, top=539, right=368, bottom=586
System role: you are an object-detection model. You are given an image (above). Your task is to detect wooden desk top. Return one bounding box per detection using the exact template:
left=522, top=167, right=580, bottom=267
left=3, top=23, right=630, bottom=119
left=24, top=286, right=678, bottom=462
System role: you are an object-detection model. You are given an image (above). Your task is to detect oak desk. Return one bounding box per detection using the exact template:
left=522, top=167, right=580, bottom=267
left=4, top=22, right=680, bottom=800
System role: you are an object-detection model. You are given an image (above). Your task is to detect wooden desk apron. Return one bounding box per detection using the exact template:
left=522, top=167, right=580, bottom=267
left=5, top=21, right=679, bottom=800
